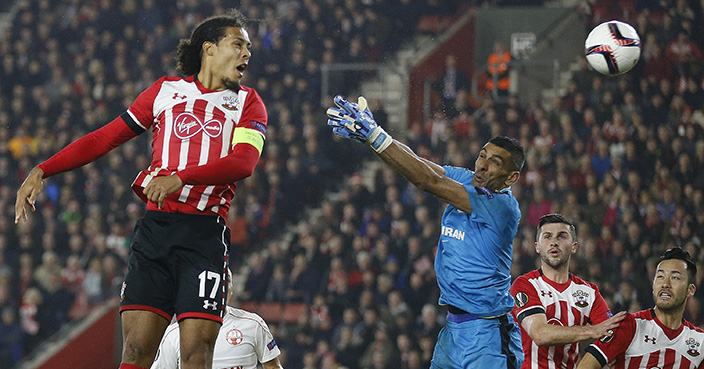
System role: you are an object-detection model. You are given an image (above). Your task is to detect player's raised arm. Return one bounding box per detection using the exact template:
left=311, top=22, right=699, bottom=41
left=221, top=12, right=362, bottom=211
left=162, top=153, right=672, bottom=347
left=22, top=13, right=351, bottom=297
left=326, top=95, right=473, bottom=213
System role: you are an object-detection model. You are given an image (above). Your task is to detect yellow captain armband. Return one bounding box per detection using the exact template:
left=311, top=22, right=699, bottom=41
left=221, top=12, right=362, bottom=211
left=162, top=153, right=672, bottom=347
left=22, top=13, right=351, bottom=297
left=232, top=127, right=265, bottom=154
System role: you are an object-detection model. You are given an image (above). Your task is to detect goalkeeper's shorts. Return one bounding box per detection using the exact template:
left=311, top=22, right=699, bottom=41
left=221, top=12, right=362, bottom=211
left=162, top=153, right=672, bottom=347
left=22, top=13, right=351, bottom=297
left=431, top=311, right=523, bottom=369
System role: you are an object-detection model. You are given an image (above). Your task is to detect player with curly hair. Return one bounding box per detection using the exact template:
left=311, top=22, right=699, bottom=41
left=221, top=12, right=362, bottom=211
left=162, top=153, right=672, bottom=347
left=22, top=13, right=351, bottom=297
left=16, top=10, right=267, bottom=369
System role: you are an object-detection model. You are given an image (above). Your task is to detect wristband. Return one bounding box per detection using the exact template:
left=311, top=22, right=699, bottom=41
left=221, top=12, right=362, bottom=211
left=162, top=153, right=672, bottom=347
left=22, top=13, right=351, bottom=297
left=367, top=126, right=393, bottom=153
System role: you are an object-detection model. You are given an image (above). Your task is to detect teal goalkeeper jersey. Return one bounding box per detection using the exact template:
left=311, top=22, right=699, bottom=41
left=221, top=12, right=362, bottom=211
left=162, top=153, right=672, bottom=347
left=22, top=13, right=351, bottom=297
left=436, top=166, right=521, bottom=317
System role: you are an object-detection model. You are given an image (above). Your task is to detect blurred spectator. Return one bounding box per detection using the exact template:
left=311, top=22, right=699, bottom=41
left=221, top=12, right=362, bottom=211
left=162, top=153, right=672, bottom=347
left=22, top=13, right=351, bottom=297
left=241, top=252, right=271, bottom=302
left=19, top=287, right=42, bottom=355
left=435, top=54, right=470, bottom=118
left=486, top=40, right=511, bottom=97
left=666, top=31, right=704, bottom=77
left=0, top=307, right=22, bottom=366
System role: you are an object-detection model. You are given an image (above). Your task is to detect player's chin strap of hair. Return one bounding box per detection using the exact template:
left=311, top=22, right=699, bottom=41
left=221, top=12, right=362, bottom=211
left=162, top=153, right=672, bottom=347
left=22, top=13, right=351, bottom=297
left=367, top=126, right=393, bottom=153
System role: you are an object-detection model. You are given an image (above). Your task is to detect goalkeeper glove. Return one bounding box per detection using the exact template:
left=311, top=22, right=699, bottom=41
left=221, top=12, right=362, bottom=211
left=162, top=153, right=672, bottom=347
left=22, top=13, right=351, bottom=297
left=326, top=95, right=393, bottom=153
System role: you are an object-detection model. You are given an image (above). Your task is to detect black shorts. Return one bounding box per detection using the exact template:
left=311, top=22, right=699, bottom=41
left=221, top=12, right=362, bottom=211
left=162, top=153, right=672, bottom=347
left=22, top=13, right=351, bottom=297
left=119, top=210, right=231, bottom=323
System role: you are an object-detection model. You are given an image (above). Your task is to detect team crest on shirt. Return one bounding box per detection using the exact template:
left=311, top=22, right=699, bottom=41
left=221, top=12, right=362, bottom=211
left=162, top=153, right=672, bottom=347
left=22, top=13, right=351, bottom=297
left=572, top=290, right=589, bottom=307
left=222, top=96, right=239, bottom=111
left=226, top=328, right=243, bottom=345
left=686, top=338, right=701, bottom=356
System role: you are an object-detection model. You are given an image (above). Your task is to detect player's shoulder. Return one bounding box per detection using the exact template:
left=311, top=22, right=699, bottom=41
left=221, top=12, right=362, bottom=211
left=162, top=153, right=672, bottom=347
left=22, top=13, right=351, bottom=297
left=239, top=85, right=263, bottom=100
left=154, top=75, right=187, bottom=86
left=683, top=319, right=704, bottom=334
left=515, top=269, right=542, bottom=283
left=443, top=166, right=473, bottom=181
left=569, top=274, right=601, bottom=291
left=238, top=84, right=255, bottom=93
left=227, top=306, right=268, bottom=326
left=163, top=75, right=186, bottom=82
left=510, top=270, right=541, bottom=294
left=632, top=309, right=654, bottom=320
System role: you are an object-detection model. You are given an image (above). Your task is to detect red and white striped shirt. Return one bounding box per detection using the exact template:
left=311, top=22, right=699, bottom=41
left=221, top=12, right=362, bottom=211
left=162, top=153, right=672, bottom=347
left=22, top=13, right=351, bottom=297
left=125, top=75, right=267, bottom=218
left=511, top=270, right=612, bottom=369
left=586, top=309, right=704, bottom=369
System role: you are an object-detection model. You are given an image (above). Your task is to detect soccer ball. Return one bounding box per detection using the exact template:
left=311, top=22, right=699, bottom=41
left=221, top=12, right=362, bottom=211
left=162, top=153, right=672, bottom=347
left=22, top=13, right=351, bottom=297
left=585, top=20, right=641, bottom=76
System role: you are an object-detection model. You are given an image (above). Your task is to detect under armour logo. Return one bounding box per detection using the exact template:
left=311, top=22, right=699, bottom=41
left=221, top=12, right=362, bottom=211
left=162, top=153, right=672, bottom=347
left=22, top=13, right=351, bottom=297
left=540, top=291, right=553, bottom=298
left=174, top=112, right=223, bottom=139
left=203, top=300, right=218, bottom=310
left=644, top=335, right=656, bottom=344
left=173, top=92, right=187, bottom=100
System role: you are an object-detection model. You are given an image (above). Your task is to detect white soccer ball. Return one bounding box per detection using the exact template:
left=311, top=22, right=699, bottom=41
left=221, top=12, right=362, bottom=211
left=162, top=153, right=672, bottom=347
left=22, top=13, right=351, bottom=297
left=585, top=20, right=641, bottom=76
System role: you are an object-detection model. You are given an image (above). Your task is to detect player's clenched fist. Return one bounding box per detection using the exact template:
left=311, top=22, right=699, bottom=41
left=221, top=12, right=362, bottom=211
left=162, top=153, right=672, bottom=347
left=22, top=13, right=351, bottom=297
left=326, top=95, right=393, bottom=153
left=143, top=174, right=184, bottom=209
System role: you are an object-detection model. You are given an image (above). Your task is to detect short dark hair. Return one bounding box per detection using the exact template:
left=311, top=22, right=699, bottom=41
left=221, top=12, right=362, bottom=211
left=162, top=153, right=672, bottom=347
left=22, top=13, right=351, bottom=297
left=177, top=9, right=248, bottom=76
left=536, top=214, right=577, bottom=242
left=659, top=247, right=697, bottom=284
left=488, top=136, right=525, bottom=172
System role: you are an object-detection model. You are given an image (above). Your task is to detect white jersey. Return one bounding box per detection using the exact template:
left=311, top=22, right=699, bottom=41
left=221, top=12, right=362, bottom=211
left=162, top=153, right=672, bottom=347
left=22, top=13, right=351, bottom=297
left=151, top=306, right=281, bottom=369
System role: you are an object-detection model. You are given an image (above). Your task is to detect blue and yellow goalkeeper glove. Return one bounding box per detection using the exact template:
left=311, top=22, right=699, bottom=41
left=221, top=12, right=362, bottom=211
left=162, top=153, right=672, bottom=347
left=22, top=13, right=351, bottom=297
left=326, top=95, right=393, bottom=153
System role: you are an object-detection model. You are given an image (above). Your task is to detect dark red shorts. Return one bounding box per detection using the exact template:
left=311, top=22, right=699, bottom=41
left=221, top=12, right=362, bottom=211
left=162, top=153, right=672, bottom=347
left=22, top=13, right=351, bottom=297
left=119, top=210, right=230, bottom=323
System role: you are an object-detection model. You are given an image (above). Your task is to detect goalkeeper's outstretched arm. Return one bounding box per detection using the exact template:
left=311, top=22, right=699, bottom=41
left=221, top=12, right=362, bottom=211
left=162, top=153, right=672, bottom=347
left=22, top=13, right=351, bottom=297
left=326, top=94, right=472, bottom=213
left=377, top=139, right=473, bottom=214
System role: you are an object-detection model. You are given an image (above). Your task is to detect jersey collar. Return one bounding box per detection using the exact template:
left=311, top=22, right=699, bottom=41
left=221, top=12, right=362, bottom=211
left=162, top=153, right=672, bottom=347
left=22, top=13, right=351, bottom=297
left=649, top=308, right=685, bottom=340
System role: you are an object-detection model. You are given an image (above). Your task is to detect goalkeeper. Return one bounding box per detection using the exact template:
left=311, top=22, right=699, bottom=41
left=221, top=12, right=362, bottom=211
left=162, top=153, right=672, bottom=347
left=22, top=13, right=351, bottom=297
left=326, top=96, right=525, bottom=369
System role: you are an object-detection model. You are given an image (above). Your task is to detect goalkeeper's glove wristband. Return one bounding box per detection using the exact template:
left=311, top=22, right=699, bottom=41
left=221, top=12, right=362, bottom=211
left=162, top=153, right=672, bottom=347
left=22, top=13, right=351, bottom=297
left=367, top=126, right=393, bottom=153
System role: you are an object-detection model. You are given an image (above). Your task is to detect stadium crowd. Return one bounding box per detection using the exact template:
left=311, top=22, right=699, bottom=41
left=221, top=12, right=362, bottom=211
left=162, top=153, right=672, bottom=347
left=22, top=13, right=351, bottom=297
left=0, top=0, right=703, bottom=368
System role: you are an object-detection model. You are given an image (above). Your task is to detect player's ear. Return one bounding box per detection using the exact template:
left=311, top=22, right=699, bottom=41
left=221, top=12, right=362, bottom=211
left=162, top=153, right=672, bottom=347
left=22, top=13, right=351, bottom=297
left=202, top=41, right=216, bottom=57
left=504, top=171, right=520, bottom=187
left=571, top=242, right=579, bottom=255
left=688, top=283, right=696, bottom=298
left=534, top=241, right=540, bottom=254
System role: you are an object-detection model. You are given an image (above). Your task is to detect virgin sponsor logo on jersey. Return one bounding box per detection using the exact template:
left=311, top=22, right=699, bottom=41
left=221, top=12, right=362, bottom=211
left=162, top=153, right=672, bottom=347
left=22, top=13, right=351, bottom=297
left=441, top=226, right=465, bottom=241
left=226, top=328, right=243, bottom=345
left=174, top=112, right=223, bottom=139
left=572, top=290, right=590, bottom=307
